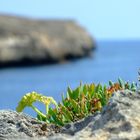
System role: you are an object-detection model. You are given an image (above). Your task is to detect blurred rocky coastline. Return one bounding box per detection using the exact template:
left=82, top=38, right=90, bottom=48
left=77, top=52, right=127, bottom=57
left=0, top=14, right=95, bottom=67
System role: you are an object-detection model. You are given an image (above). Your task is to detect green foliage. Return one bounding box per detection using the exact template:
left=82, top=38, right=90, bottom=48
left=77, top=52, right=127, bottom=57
left=138, top=69, right=140, bottom=90
left=16, top=79, right=137, bottom=126
left=16, top=91, right=58, bottom=119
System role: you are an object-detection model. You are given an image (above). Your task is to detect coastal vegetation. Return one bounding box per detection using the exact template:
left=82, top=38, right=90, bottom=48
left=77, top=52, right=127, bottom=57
left=16, top=78, right=137, bottom=126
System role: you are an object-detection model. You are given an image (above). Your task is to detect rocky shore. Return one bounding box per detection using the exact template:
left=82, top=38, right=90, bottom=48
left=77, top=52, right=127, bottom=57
left=0, top=15, right=95, bottom=67
left=0, top=90, right=140, bottom=140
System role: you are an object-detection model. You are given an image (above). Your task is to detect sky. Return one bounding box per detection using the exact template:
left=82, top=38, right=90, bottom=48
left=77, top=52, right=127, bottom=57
left=0, top=0, right=140, bottom=40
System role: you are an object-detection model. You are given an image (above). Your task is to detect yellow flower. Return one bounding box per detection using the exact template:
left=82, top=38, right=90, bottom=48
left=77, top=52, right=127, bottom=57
left=16, top=92, right=57, bottom=112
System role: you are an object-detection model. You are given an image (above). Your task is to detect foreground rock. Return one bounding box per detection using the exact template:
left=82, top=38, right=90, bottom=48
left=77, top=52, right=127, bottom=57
left=0, top=15, right=95, bottom=67
left=1, top=90, right=140, bottom=140
left=45, top=90, right=140, bottom=140
left=0, top=110, right=60, bottom=140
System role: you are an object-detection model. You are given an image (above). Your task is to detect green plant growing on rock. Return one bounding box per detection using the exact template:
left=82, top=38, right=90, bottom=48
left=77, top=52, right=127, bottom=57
left=138, top=68, right=140, bottom=90
left=16, top=92, right=58, bottom=122
left=16, top=78, right=137, bottom=126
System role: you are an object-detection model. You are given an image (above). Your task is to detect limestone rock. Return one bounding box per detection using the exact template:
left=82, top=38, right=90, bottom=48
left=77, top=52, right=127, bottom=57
left=0, top=15, right=95, bottom=66
left=0, top=110, right=58, bottom=140
left=73, top=90, right=140, bottom=140
left=45, top=90, right=140, bottom=140
left=1, top=90, right=140, bottom=140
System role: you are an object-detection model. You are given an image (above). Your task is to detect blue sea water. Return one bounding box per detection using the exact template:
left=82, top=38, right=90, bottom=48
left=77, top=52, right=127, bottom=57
left=0, top=41, right=139, bottom=116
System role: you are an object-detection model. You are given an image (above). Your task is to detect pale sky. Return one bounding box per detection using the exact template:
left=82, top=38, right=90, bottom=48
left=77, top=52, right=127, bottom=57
left=0, top=0, right=140, bottom=40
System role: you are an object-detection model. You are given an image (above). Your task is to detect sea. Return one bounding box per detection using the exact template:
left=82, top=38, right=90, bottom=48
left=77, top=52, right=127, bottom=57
left=0, top=40, right=140, bottom=116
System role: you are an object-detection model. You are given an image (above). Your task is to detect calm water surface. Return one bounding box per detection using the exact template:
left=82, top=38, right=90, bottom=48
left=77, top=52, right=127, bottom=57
left=0, top=41, right=140, bottom=115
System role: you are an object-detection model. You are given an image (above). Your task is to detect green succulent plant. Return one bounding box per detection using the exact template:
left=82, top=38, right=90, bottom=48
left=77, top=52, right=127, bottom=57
left=16, top=78, right=137, bottom=126
left=138, top=69, right=140, bottom=89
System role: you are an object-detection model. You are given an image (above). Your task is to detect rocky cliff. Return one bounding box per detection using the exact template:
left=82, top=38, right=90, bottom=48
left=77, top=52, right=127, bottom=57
left=0, top=15, right=95, bottom=67
left=0, top=90, right=140, bottom=140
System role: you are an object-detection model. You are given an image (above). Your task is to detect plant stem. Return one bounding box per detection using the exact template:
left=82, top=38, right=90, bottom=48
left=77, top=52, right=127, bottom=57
left=31, top=105, right=46, bottom=118
left=46, top=105, right=49, bottom=114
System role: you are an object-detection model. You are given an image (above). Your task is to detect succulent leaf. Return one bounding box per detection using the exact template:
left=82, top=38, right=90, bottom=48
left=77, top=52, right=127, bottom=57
left=16, top=78, right=137, bottom=126
left=118, top=78, right=125, bottom=89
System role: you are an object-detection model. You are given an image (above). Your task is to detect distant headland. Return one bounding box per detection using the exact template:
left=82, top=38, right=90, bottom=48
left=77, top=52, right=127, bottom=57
left=0, top=14, right=95, bottom=67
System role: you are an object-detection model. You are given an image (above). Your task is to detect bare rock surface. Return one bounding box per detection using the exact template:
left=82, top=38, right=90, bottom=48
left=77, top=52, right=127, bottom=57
left=73, top=90, right=140, bottom=140
left=0, top=110, right=59, bottom=140
left=42, top=90, right=140, bottom=140
left=1, top=90, right=140, bottom=140
left=0, top=15, right=95, bottom=66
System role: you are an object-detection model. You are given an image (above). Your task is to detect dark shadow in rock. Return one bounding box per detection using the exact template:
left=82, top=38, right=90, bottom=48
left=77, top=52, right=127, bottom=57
left=0, top=50, right=94, bottom=69
left=61, top=111, right=100, bottom=135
